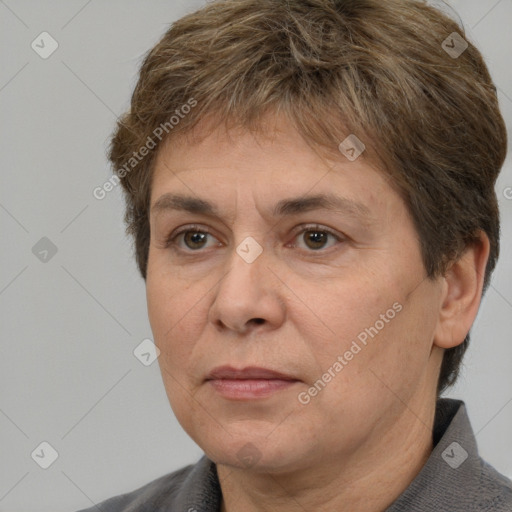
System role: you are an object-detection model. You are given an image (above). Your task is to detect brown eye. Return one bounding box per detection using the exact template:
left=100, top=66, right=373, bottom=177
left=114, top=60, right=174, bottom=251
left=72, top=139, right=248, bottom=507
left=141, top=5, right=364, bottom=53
left=166, top=225, right=220, bottom=252
left=183, top=231, right=209, bottom=250
left=291, top=225, right=344, bottom=252
left=303, top=230, right=329, bottom=250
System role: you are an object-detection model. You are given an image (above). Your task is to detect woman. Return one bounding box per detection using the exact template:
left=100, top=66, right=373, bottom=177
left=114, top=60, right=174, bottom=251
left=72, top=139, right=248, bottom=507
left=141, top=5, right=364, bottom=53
left=79, top=0, right=511, bottom=510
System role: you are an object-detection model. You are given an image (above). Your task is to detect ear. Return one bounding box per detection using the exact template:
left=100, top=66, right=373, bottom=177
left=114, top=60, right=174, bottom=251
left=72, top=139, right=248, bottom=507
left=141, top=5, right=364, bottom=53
left=433, top=230, right=490, bottom=349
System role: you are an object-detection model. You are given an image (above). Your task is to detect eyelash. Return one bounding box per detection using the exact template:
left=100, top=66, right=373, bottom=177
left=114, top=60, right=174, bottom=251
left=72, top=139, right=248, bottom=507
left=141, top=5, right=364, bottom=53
left=165, top=223, right=346, bottom=254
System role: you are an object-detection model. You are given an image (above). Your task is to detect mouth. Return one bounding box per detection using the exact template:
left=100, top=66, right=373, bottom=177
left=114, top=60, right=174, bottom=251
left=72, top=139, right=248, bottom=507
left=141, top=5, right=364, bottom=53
left=205, top=365, right=300, bottom=400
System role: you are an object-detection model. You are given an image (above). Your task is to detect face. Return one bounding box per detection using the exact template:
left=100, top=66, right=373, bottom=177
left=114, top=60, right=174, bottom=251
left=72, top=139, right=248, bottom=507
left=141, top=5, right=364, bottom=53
left=146, top=113, right=445, bottom=474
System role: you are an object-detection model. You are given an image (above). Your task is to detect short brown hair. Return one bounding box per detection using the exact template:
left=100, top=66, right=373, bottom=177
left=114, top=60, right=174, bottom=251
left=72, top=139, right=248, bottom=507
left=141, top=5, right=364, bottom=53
left=108, top=0, right=507, bottom=394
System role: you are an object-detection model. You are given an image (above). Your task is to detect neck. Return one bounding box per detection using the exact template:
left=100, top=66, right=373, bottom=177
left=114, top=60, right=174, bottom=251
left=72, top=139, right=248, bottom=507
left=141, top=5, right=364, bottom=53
left=218, top=399, right=436, bottom=512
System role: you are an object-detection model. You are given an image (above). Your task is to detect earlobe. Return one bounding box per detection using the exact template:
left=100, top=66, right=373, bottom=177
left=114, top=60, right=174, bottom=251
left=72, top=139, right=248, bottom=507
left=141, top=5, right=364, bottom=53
left=433, top=231, right=490, bottom=350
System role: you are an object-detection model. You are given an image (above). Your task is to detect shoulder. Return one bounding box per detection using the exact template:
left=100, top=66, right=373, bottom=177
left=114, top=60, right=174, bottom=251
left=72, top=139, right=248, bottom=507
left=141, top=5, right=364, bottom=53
left=474, top=457, right=512, bottom=511
left=74, top=462, right=196, bottom=512
left=387, top=399, right=512, bottom=511
left=440, top=399, right=512, bottom=511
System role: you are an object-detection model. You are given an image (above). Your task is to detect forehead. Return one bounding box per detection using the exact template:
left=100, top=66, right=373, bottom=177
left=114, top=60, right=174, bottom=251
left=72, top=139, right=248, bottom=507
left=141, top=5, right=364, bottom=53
left=150, top=115, right=401, bottom=226
left=150, top=191, right=377, bottom=232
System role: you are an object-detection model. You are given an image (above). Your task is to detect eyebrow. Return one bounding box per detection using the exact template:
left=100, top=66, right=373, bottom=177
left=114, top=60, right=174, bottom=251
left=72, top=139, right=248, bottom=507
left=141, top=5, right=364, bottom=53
left=151, top=192, right=373, bottom=222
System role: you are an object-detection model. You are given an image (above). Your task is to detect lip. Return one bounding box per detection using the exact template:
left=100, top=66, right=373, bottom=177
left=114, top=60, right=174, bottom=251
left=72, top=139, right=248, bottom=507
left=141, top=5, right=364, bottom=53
left=206, top=365, right=297, bottom=381
left=206, top=366, right=300, bottom=400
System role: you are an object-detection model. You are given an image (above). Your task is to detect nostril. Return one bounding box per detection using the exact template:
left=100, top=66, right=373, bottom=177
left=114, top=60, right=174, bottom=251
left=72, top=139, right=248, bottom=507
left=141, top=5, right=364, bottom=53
left=251, top=318, right=265, bottom=325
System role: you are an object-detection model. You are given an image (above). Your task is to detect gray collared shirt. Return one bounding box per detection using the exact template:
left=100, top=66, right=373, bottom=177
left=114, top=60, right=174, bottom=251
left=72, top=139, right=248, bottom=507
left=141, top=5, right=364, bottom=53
left=77, top=399, right=512, bottom=511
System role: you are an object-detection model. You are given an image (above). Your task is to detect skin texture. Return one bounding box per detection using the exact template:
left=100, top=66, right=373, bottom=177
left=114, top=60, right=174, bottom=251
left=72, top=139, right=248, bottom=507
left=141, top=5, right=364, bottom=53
left=146, top=113, right=490, bottom=512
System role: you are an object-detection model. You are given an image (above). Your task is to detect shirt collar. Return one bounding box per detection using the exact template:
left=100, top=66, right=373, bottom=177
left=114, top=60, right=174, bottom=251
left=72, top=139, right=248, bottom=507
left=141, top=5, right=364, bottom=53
left=171, top=451, right=222, bottom=511
left=386, top=398, right=480, bottom=510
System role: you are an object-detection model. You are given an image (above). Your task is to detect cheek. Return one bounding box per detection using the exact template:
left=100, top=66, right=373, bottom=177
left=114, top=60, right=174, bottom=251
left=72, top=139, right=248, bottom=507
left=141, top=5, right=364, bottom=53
left=334, top=289, right=436, bottom=406
left=147, top=252, right=193, bottom=328
left=146, top=275, right=171, bottom=339
left=146, top=273, right=209, bottom=368
left=302, top=274, right=400, bottom=348
left=302, top=274, right=422, bottom=390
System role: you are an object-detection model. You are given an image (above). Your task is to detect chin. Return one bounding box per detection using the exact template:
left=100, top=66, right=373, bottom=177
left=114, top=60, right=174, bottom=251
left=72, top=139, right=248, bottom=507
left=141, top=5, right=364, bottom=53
left=198, top=428, right=314, bottom=474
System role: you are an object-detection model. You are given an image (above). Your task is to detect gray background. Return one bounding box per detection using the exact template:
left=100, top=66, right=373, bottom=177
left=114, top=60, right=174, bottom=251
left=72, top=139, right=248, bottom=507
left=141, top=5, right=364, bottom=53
left=0, top=1, right=511, bottom=510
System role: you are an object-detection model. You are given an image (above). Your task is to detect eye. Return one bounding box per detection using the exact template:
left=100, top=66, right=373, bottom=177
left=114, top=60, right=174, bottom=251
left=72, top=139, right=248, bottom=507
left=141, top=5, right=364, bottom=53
left=165, top=223, right=345, bottom=254
left=290, top=224, right=345, bottom=251
left=166, top=225, right=221, bottom=252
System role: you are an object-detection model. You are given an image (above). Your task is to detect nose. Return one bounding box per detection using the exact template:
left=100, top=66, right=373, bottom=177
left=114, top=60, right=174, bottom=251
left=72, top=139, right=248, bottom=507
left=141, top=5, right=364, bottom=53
left=208, top=240, right=286, bottom=335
